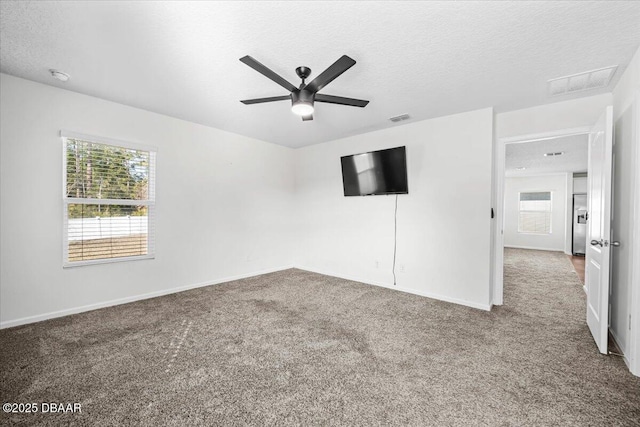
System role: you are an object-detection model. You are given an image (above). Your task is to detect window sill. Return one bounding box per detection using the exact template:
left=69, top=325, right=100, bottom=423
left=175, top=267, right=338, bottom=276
left=63, top=254, right=155, bottom=268
left=517, top=232, right=552, bottom=235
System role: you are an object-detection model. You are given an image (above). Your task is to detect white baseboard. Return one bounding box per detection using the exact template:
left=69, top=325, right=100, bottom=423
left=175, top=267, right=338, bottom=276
left=610, top=327, right=630, bottom=369
left=294, top=265, right=492, bottom=311
left=0, top=265, right=294, bottom=329
left=504, top=245, right=565, bottom=252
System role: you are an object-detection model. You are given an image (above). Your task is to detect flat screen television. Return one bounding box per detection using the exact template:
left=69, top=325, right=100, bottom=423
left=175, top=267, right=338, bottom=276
left=341, top=146, right=408, bottom=196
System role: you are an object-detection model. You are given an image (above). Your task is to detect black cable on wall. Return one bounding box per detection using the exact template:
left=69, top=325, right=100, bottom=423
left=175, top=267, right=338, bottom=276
left=393, top=194, right=398, bottom=286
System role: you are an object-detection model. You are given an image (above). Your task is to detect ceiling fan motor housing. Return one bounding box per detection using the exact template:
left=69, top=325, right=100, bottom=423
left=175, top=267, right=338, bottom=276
left=291, top=89, right=315, bottom=108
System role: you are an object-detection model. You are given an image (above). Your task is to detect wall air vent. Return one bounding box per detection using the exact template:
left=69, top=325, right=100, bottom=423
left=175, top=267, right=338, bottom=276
left=389, top=114, right=410, bottom=123
left=547, top=65, right=617, bottom=97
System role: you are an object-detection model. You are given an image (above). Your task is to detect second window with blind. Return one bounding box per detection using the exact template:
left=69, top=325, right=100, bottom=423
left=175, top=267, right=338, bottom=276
left=518, top=191, right=552, bottom=234
left=62, top=132, right=156, bottom=267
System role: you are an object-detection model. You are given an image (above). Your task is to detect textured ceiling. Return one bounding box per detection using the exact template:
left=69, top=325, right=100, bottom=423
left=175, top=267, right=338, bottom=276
left=505, top=134, right=588, bottom=177
left=1, top=1, right=639, bottom=148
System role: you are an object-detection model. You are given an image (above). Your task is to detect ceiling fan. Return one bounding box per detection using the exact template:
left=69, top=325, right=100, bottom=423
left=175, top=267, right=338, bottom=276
left=239, top=55, right=369, bottom=121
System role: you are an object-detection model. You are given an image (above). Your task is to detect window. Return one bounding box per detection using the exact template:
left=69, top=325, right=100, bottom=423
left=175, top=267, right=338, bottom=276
left=518, top=191, right=552, bottom=234
left=62, top=131, right=156, bottom=266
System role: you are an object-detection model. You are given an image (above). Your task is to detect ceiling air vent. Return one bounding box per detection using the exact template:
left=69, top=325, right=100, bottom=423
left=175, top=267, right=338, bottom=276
left=389, top=114, right=410, bottom=123
left=548, top=65, right=617, bottom=97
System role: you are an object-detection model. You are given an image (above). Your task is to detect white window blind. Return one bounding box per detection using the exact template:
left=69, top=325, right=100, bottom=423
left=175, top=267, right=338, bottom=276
left=518, top=191, right=552, bottom=234
left=62, top=132, right=156, bottom=266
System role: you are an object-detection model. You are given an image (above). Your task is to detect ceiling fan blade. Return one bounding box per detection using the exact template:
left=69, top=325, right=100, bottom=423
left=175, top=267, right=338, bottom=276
left=240, top=95, right=291, bottom=105
left=304, top=55, right=356, bottom=94
left=302, top=114, right=313, bottom=121
left=240, top=56, right=297, bottom=92
left=315, top=94, right=369, bottom=107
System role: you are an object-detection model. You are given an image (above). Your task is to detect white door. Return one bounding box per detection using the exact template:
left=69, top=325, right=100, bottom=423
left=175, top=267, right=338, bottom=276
left=586, top=106, right=614, bottom=354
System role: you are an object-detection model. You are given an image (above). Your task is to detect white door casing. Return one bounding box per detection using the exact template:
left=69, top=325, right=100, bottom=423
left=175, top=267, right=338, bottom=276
left=586, top=106, right=614, bottom=354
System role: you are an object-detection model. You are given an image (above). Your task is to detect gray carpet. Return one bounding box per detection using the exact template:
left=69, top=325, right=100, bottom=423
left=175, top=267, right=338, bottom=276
left=1, top=248, right=639, bottom=426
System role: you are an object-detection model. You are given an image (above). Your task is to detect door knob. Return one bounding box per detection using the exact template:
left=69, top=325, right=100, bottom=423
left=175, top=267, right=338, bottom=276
left=590, top=239, right=603, bottom=247
left=611, top=241, right=620, bottom=247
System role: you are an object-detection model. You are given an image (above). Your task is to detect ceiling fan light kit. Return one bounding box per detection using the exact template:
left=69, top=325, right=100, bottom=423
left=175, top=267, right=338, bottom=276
left=240, top=55, right=369, bottom=121
left=291, top=89, right=315, bottom=116
left=291, top=102, right=314, bottom=116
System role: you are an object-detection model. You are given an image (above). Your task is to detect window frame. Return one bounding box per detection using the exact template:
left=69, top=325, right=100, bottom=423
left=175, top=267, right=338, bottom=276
left=61, top=130, right=157, bottom=268
left=517, top=190, right=553, bottom=235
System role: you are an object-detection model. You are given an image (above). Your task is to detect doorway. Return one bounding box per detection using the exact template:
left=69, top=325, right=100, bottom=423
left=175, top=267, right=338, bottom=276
left=502, top=134, right=589, bottom=303
left=494, top=106, right=617, bottom=357
left=494, top=129, right=591, bottom=306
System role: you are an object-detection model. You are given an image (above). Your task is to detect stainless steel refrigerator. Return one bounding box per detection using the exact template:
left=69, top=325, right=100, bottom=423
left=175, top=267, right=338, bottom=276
left=572, top=194, right=588, bottom=256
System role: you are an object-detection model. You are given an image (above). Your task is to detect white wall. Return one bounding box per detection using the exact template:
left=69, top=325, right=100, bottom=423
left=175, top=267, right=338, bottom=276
left=504, top=174, right=568, bottom=252
left=610, top=45, right=640, bottom=374
left=496, top=93, right=612, bottom=139
left=0, top=74, right=495, bottom=326
left=573, top=176, right=588, bottom=194
left=0, top=74, right=295, bottom=327
left=294, top=108, right=494, bottom=310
